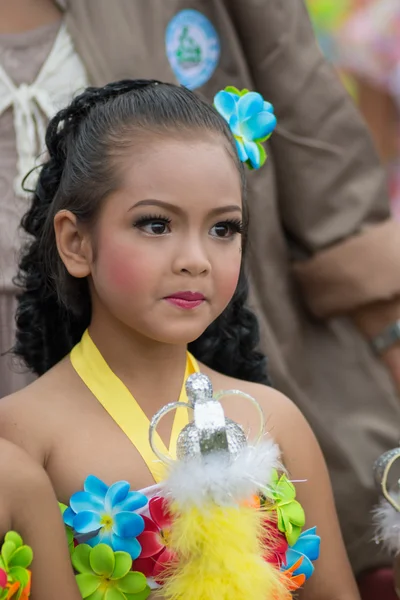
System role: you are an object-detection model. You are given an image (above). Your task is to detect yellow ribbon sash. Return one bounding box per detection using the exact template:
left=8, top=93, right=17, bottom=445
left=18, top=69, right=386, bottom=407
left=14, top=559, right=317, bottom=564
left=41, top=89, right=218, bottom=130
left=70, top=330, right=199, bottom=483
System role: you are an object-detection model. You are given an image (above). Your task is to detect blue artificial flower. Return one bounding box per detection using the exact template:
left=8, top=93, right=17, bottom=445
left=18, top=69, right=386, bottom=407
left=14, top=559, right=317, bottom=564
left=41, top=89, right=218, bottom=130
left=282, top=527, right=320, bottom=581
left=63, top=475, right=148, bottom=559
left=214, top=86, right=277, bottom=169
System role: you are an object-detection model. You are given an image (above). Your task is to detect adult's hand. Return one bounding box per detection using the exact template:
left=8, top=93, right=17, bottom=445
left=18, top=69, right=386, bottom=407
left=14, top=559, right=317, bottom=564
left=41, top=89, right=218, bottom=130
left=352, top=297, right=400, bottom=395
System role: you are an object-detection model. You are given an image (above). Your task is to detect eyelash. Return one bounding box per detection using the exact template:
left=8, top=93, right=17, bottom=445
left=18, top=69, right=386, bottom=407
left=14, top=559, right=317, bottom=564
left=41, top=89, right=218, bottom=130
left=133, top=214, right=172, bottom=228
left=218, top=218, right=244, bottom=236
left=133, top=214, right=244, bottom=237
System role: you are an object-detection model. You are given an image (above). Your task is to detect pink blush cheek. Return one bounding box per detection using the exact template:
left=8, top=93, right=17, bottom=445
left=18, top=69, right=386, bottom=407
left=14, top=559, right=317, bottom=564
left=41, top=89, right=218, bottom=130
left=99, top=244, right=154, bottom=295
left=216, top=264, right=241, bottom=307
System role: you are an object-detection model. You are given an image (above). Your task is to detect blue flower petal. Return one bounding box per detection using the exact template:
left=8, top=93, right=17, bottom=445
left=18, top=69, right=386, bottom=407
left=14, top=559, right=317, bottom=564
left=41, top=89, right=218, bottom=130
left=87, top=529, right=113, bottom=549
left=285, top=548, right=315, bottom=580
left=116, top=491, right=148, bottom=512
left=84, top=475, right=108, bottom=500
left=105, top=481, right=130, bottom=512
left=63, top=507, right=76, bottom=528
left=112, top=534, right=142, bottom=560
left=301, top=556, right=315, bottom=581
left=240, top=112, right=277, bottom=142
left=282, top=548, right=299, bottom=570
left=214, top=91, right=237, bottom=121
left=70, top=491, right=104, bottom=514
left=235, top=138, right=248, bottom=163
left=306, top=526, right=317, bottom=535
left=86, top=533, right=101, bottom=548
left=73, top=511, right=102, bottom=534
left=263, top=101, right=275, bottom=113
left=243, top=139, right=261, bottom=169
left=292, top=528, right=320, bottom=562
left=98, top=529, right=114, bottom=545
left=237, top=92, right=264, bottom=121
left=113, top=512, right=145, bottom=538
left=229, top=114, right=241, bottom=137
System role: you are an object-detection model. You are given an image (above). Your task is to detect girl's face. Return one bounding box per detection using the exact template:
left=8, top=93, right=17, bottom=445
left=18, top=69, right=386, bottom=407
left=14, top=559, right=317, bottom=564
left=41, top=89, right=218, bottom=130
left=88, top=135, right=243, bottom=345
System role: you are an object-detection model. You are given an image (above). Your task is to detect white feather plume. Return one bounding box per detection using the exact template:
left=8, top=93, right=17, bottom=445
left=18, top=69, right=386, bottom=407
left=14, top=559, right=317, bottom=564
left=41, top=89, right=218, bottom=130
left=373, top=494, right=400, bottom=555
left=164, top=439, right=281, bottom=507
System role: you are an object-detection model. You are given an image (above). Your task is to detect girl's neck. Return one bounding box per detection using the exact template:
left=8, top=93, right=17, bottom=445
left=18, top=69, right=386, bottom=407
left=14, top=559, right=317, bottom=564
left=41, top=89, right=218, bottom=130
left=0, top=0, right=62, bottom=34
left=87, top=317, right=190, bottom=418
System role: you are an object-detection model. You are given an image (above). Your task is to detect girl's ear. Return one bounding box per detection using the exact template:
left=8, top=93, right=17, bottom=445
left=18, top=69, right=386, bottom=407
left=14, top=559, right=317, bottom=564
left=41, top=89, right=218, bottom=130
left=54, top=210, right=93, bottom=278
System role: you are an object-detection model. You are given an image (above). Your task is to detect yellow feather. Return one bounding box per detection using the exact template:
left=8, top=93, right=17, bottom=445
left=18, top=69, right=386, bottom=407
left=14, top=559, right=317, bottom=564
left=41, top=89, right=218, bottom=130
left=162, top=503, right=291, bottom=600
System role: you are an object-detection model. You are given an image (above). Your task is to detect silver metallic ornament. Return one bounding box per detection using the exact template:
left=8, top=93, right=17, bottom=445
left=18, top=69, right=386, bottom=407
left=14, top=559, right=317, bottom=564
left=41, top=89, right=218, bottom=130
left=373, top=447, right=400, bottom=511
left=149, top=372, right=264, bottom=464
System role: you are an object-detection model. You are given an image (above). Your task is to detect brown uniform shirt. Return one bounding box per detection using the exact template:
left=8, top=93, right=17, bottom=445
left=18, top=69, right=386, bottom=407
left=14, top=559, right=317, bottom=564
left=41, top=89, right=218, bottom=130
left=8, top=0, right=400, bottom=574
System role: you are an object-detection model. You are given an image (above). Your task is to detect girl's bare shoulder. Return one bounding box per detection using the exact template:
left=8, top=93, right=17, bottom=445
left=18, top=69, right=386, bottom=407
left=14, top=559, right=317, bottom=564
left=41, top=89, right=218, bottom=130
left=0, top=358, right=80, bottom=463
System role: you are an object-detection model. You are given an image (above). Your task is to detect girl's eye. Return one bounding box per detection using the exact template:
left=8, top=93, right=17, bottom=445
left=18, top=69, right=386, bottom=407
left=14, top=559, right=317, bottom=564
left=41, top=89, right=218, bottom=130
left=133, top=215, right=172, bottom=235
left=210, top=220, right=243, bottom=238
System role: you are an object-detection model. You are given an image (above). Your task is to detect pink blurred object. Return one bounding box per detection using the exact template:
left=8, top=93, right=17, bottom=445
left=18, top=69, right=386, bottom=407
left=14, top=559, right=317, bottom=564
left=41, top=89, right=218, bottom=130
left=0, top=568, right=7, bottom=589
left=358, top=568, right=398, bottom=600
left=336, top=0, right=400, bottom=219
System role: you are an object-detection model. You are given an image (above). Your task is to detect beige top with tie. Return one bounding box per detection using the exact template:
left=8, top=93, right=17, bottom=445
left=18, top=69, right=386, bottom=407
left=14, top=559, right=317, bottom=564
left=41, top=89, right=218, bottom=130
left=0, top=20, right=88, bottom=395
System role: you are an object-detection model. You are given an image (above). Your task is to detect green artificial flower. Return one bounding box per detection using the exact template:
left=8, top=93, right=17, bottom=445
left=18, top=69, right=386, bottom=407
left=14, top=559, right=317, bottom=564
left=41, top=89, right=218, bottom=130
left=263, top=470, right=305, bottom=546
left=0, top=532, right=33, bottom=600
left=72, top=544, right=150, bottom=600
left=59, top=502, right=75, bottom=555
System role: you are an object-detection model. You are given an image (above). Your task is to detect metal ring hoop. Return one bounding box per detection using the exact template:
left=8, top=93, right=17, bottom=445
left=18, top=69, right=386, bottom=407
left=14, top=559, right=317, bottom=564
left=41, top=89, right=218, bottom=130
left=380, top=451, right=400, bottom=512
left=148, top=402, right=191, bottom=465
left=213, top=389, right=265, bottom=443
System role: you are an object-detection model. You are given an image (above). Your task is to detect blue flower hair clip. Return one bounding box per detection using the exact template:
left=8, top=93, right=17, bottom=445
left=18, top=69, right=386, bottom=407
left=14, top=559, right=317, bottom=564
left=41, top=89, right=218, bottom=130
left=214, top=86, right=277, bottom=170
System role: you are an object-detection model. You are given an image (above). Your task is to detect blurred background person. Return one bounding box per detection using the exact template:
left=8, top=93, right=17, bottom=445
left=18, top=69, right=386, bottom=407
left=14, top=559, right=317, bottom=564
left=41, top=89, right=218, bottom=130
left=0, top=0, right=88, bottom=396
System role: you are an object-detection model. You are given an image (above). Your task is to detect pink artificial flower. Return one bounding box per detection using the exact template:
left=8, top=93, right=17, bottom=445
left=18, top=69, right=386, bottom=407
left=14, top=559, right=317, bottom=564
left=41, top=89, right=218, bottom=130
left=133, top=496, right=176, bottom=581
left=263, top=518, right=289, bottom=568
left=0, top=568, right=7, bottom=589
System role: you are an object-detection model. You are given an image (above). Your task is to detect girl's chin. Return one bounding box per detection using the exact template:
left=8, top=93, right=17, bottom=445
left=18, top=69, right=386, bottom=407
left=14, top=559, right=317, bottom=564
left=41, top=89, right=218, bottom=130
left=142, top=324, right=212, bottom=346
left=150, top=332, right=208, bottom=346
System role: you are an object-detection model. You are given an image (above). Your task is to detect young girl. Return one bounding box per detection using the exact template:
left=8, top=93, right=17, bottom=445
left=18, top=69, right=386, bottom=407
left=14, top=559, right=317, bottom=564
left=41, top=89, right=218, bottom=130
left=0, top=79, right=360, bottom=599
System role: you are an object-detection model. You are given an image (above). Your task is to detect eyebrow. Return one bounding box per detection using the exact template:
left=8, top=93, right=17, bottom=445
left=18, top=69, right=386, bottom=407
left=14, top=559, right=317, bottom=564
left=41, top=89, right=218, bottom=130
left=128, top=199, right=242, bottom=216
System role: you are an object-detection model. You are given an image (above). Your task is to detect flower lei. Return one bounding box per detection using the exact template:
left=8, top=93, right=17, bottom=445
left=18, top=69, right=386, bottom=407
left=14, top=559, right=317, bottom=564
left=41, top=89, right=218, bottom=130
left=0, top=532, right=32, bottom=600
left=0, top=472, right=320, bottom=600
left=61, top=473, right=320, bottom=598
left=262, top=470, right=320, bottom=590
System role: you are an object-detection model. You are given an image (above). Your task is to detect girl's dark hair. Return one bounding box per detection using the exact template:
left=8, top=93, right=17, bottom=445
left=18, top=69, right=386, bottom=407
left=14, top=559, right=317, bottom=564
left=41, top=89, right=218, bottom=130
left=14, top=79, right=269, bottom=384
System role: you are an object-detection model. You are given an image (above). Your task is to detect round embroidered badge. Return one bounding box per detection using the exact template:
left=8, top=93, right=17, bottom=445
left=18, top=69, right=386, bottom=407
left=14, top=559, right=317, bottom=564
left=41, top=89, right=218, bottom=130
left=166, top=9, right=221, bottom=90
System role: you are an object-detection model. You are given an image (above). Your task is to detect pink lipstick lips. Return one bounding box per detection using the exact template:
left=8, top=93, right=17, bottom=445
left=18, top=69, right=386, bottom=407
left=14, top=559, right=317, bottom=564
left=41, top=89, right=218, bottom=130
left=164, top=291, right=205, bottom=310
